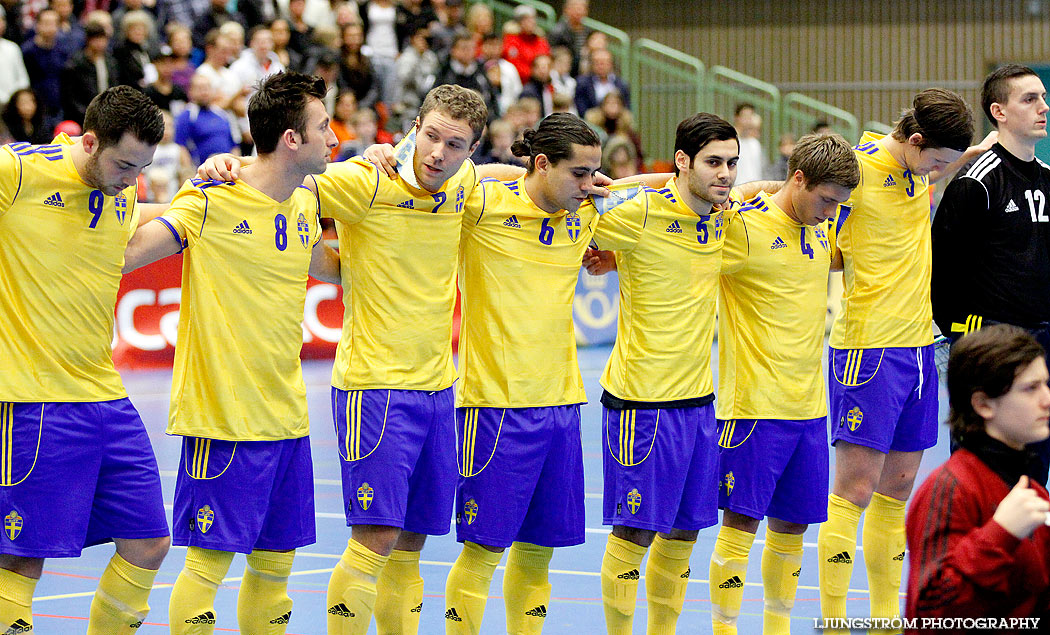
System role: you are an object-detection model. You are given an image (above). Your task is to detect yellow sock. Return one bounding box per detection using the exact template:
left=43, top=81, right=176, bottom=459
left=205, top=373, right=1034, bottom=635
left=503, top=542, right=554, bottom=635
left=374, top=549, right=424, bottom=635
left=818, top=494, right=862, bottom=635
left=0, top=567, right=37, bottom=634
left=444, top=541, right=502, bottom=635
left=169, top=547, right=235, bottom=635
left=645, top=534, right=695, bottom=634
left=762, top=529, right=804, bottom=635
left=327, top=538, right=389, bottom=635
left=237, top=549, right=295, bottom=634
left=87, top=552, right=158, bottom=634
left=600, top=534, right=647, bottom=635
left=708, top=525, right=755, bottom=635
left=863, top=493, right=907, bottom=635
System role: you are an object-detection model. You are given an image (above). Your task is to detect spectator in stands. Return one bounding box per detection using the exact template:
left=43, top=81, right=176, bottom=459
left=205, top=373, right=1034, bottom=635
left=228, top=24, right=284, bottom=95
left=194, top=29, right=235, bottom=100
left=52, top=0, right=84, bottom=56
left=337, top=107, right=390, bottom=160
left=579, top=29, right=606, bottom=74
left=550, top=45, right=576, bottom=108
left=113, top=10, right=155, bottom=88
left=175, top=71, right=236, bottom=163
left=506, top=95, right=541, bottom=136
left=111, top=0, right=156, bottom=39
left=464, top=1, right=492, bottom=56
left=519, top=53, right=556, bottom=117
left=144, top=47, right=187, bottom=112
left=502, top=3, right=548, bottom=84
left=734, top=102, right=766, bottom=183
left=304, top=48, right=338, bottom=113
left=329, top=88, right=356, bottom=160
left=547, top=0, right=590, bottom=76
left=432, top=32, right=494, bottom=118
left=20, top=8, right=65, bottom=125
left=284, top=0, right=313, bottom=55
left=428, top=0, right=466, bottom=59
left=574, top=47, right=629, bottom=117
left=238, top=0, right=275, bottom=30
left=0, top=6, right=29, bottom=106
left=812, top=120, right=833, bottom=135
left=765, top=132, right=795, bottom=181
left=473, top=117, right=522, bottom=166
left=157, top=0, right=208, bottom=34
left=359, top=0, right=400, bottom=106
left=146, top=109, right=191, bottom=192
left=60, top=21, right=116, bottom=125
left=2, top=0, right=24, bottom=43
left=301, top=0, right=342, bottom=29
left=585, top=91, right=643, bottom=170
left=394, top=0, right=435, bottom=49
left=165, top=22, right=194, bottom=89
left=1, top=88, right=50, bottom=143
left=338, top=21, right=376, bottom=107
left=394, top=24, right=437, bottom=127
left=601, top=133, right=639, bottom=179
left=480, top=33, right=521, bottom=118
left=269, top=17, right=301, bottom=72
left=192, top=0, right=244, bottom=49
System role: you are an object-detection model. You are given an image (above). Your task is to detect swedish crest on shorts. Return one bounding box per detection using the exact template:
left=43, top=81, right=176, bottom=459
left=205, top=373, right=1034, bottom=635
left=4, top=510, right=22, bottom=540
left=464, top=498, right=478, bottom=525
left=565, top=211, right=581, bottom=242
left=724, top=471, right=735, bottom=496
left=297, top=212, right=310, bottom=248
left=626, top=489, right=641, bottom=514
left=357, top=482, right=374, bottom=511
left=196, top=505, right=214, bottom=534
left=846, top=407, right=863, bottom=431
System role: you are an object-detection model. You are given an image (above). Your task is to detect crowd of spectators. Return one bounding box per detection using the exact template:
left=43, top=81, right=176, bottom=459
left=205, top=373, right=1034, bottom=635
left=0, top=0, right=648, bottom=202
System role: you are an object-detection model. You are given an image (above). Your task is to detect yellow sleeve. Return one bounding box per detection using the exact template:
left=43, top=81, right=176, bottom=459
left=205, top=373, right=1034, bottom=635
left=159, top=182, right=206, bottom=248
left=315, top=159, right=380, bottom=225
left=462, top=177, right=488, bottom=229
left=720, top=210, right=749, bottom=274
left=592, top=196, right=645, bottom=252
left=0, top=147, right=22, bottom=218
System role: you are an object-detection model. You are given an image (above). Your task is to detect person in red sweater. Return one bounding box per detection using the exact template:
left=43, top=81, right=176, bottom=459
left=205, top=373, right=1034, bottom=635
left=501, top=4, right=549, bottom=84
left=906, top=324, right=1050, bottom=631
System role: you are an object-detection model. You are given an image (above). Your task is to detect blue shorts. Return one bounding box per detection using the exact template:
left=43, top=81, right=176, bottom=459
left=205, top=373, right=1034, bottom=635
left=717, top=417, right=829, bottom=525
left=332, top=387, right=457, bottom=535
left=0, top=400, right=168, bottom=558
left=455, top=405, right=585, bottom=549
left=828, top=345, right=939, bottom=453
left=602, top=404, right=719, bottom=533
left=173, top=436, right=316, bottom=554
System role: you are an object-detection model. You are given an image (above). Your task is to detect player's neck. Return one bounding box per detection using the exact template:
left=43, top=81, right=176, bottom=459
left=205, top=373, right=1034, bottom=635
left=68, top=141, right=91, bottom=182
left=769, top=186, right=800, bottom=224
left=673, top=176, right=714, bottom=216
left=523, top=173, right=562, bottom=214
left=879, top=136, right=909, bottom=170
left=996, top=130, right=1037, bottom=162
left=240, top=157, right=304, bottom=202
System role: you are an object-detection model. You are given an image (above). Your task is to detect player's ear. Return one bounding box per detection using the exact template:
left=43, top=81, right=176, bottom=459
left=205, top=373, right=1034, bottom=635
left=907, top=132, right=925, bottom=148
left=989, top=102, right=1007, bottom=125
left=971, top=390, right=997, bottom=420
left=534, top=153, right=550, bottom=173
left=81, top=131, right=99, bottom=155
left=673, top=149, right=690, bottom=173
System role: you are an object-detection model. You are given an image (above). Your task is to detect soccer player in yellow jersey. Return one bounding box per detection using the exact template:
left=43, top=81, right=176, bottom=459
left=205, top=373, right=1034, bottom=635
left=0, top=86, right=168, bottom=634
left=708, top=134, right=859, bottom=635
left=819, top=89, right=976, bottom=634
left=442, top=113, right=602, bottom=635
left=124, top=72, right=340, bottom=634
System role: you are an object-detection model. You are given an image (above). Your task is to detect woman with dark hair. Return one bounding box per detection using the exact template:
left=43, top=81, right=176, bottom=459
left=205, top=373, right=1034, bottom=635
left=2, top=88, right=50, bottom=143
left=337, top=22, right=377, bottom=108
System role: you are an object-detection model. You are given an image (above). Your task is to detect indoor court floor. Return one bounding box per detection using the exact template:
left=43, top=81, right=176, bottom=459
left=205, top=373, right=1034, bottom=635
left=33, top=343, right=951, bottom=633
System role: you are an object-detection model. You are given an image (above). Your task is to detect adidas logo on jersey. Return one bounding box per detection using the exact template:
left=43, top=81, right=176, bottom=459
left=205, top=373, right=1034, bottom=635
left=130, top=620, right=143, bottom=629
left=681, top=567, right=691, bottom=579
left=525, top=605, right=547, bottom=617
left=503, top=215, right=521, bottom=228
left=411, top=602, right=423, bottom=613
left=3, top=619, right=32, bottom=634
left=666, top=220, right=682, bottom=233
left=793, top=568, right=802, bottom=578
left=269, top=611, right=291, bottom=625
left=883, top=175, right=896, bottom=187
left=185, top=612, right=217, bottom=624
left=826, top=551, right=852, bottom=564
left=328, top=603, right=355, bottom=618
left=446, top=608, right=464, bottom=622
left=719, top=576, right=744, bottom=589
left=770, top=236, right=786, bottom=250
left=1006, top=199, right=1020, bottom=213
left=397, top=199, right=414, bottom=209
left=233, top=220, right=252, bottom=234
left=618, top=568, right=640, bottom=580
left=893, top=551, right=906, bottom=562
left=43, top=192, right=64, bottom=207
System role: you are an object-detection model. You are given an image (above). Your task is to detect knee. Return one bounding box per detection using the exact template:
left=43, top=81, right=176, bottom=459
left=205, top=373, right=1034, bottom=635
left=352, top=524, right=401, bottom=556
left=612, top=525, right=655, bottom=548
left=834, top=477, right=877, bottom=508
left=393, top=531, right=427, bottom=552
left=118, top=536, right=171, bottom=570
left=0, top=556, right=43, bottom=579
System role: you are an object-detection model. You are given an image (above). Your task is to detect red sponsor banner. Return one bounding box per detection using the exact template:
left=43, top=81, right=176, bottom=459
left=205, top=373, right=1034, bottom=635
left=112, top=255, right=346, bottom=368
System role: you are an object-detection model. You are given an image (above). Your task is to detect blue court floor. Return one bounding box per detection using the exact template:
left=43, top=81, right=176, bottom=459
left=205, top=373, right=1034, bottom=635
left=35, top=343, right=951, bottom=634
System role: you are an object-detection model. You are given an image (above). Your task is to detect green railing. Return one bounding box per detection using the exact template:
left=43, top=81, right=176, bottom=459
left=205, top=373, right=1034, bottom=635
left=628, top=38, right=706, bottom=161
left=781, top=92, right=860, bottom=145
left=863, top=120, right=894, bottom=137
left=581, top=17, right=631, bottom=77
left=478, top=0, right=557, bottom=32
left=708, top=65, right=781, bottom=166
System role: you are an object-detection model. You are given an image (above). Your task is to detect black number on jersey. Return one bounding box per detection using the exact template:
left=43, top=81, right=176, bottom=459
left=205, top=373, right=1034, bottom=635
left=1025, top=189, right=1048, bottom=222
left=88, top=190, right=103, bottom=228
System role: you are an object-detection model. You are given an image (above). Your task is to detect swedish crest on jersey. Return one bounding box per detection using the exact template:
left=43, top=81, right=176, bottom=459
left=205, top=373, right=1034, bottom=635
left=297, top=212, right=310, bottom=248
left=4, top=510, right=22, bottom=540
left=565, top=211, right=581, bottom=242
left=114, top=192, right=129, bottom=225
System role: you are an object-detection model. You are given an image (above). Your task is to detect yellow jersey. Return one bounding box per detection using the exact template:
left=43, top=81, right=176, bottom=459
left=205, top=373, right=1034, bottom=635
left=592, top=178, right=736, bottom=402
left=717, top=193, right=834, bottom=419
left=161, top=178, right=321, bottom=441
left=316, top=156, right=477, bottom=392
left=457, top=177, right=598, bottom=408
left=830, top=132, right=934, bottom=349
left=0, top=136, right=138, bottom=402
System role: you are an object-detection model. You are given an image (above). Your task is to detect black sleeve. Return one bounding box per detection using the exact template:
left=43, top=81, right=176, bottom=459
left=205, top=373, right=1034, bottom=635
left=932, top=175, right=988, bottom=336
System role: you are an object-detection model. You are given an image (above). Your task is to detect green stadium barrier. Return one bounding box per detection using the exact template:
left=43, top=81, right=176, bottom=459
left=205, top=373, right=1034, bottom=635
left=781, top=92, right=860, bottom=145
left=628, top=38, right=706, bottom=162
left=708, top=65, right=781, bottom=166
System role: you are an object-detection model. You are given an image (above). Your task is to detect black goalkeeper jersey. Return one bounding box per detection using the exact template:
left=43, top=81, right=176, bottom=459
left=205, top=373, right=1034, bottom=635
left=932, top=143, right=1050, bottom=335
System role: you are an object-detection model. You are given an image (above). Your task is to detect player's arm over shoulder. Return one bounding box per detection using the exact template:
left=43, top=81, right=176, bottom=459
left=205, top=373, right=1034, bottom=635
left=315, top=158, right=380, bottom=224
left=123, top=181, right=207, bottom=272
left=0, top=146, right=22, bottom=220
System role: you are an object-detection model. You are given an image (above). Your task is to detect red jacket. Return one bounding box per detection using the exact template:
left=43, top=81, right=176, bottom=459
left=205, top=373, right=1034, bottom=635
left=501, top=32, right=549, bottom=84
left=906, top=438, right=1050, bottom=633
